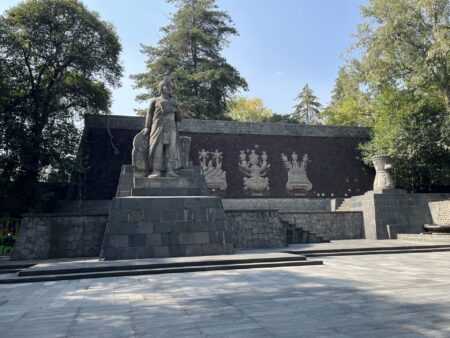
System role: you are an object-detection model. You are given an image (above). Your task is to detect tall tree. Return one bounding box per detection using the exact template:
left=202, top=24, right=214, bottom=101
left=292, top=84, right=322, bottom=124
left=326, top=0, right=450, bottom=191
left=132, top=0, right=247, bottom=119
left=322, top=66, right=375, bottom=126
left=227, top=96, right=273, bottom=122
left=0, top=0, right=122, bottom=210
left=359, top=88, right=450, bottom=191
left=356, top=0, right=450, bottom=112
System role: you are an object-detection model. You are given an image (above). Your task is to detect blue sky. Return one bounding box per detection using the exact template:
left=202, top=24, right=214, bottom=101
left=0, top=0, right=367, bottom=116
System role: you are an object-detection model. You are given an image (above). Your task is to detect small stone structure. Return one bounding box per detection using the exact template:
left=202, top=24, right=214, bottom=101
left=336, top=191, right=450, bottom=239
left=372, top=155, right=395, bottom=191
left=424, top=200, right=450, bottom=232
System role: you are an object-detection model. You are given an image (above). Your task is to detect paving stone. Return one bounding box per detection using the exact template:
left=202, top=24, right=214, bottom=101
left=3, top=250, right=450, bottom=337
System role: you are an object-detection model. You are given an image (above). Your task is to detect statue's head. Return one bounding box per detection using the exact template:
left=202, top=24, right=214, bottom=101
left=158, top=76, right=173, bottom=97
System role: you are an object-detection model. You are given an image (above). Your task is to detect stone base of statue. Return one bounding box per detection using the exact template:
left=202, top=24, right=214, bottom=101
left=373, top=188, right=407, bottom=194
left=99, top=165, right=234, bottom=260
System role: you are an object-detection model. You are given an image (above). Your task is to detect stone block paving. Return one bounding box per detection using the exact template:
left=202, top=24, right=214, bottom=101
left=1, top=251, right=450, bottom=337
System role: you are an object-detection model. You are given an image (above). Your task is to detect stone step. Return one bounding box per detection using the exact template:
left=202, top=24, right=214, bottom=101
left=336, top=197, right=353, bottom=211
left=288, top=244, right=450, bottom=257
left=282, top=220, right=329, bottom=244
left=18, top=255, right=308, bottom=277
left=2, top=259, right=323, bottom=284
left=397, top=233, right=450, bottom=242
left=131, top=187, right=202, bottom=196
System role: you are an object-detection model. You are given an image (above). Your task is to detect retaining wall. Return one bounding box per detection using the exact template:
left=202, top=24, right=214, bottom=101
left=11, top=213, right=107, bottom=260
left=225, top=210, right=286, bottom=249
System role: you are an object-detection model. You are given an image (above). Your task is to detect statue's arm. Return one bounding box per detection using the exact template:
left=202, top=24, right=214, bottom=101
left=143, top=99, right=156, bottom=134
left=174, top=102, right=182, bottom=123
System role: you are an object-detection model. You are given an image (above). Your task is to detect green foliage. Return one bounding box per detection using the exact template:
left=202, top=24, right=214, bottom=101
left=325, top=0, right=450, bottom=191
left=0, top=0, right=123, bottom=210
left=323, top=66, right=375, bottom=126
left=227, top=96, right=273, bottom=122
left=292, top=84, right=322, bottom=124
left=360, top=89, right=450, bottom=190
left=0, top=233, right=15, bottom=246
left=264, top=113, right=298, bottom=124
left=356, top=0, right=450, bottom=111
left=132, top=0, right=247, bottom=119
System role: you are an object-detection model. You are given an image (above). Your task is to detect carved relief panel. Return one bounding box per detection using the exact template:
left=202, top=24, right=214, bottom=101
left=281, top=152, right=312, bottom=196
left=198, top=149, right=227, bottom=191
left=238, top=147, right=270, bottom=196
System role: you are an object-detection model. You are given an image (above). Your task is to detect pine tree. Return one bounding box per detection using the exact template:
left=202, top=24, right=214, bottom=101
left=132, top=0, right=247, bottom=119
left=292, top=84, right=322, bottom=124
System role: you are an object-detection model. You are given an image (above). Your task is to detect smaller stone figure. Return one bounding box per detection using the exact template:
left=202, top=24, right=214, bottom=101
left=239, top=149, right=270, bottom=194
left=198, top=149, right=227, bottom=191
left=281, top=152, right=312, bottom=195
left=372, top=155, right=395, bottom=191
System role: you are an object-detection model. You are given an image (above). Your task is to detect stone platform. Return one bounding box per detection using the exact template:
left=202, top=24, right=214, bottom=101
left=99, top=165, right=233, bottom=260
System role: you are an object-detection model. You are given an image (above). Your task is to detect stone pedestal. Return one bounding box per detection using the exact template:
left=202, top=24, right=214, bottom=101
left=100, top=165, right=233, bottom=260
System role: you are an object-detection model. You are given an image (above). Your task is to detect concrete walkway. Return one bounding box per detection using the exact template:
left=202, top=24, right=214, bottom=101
left=1, top=248, right=450, bottom=337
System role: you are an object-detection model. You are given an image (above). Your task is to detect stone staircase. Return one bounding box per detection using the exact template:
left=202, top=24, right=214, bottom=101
left=336, top=197, right=353, bottom=211
left=280, top=216, right=329, bottom=244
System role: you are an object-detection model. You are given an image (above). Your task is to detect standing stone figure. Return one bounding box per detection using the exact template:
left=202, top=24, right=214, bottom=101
left=132, top=76, right=183, bottom=177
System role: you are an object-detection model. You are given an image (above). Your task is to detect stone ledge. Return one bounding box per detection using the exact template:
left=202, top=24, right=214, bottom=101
left=280, top=211, right=363, bottom=215
left=22, top=212, right=108, bottom=217
left=84, top=114, right=371, bottom=138
left=224, top=208, right=280, bottom=212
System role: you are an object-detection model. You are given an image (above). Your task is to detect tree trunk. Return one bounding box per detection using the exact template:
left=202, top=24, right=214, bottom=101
left=16, top=120, right=44, bottom=211
left=444, top=87, right=450, bottom=113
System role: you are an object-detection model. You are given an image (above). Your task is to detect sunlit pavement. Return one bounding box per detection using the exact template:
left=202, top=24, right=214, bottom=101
left=1, top=251, right=450, bottom=337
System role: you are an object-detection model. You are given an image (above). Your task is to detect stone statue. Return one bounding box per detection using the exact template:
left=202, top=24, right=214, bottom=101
left=281, top=152, right=312, bottom=195
left=372, top=155, right=395, bottom=191
left=198, top=149, right=227, bottom=191
left=239, top=148, right=270, bottom=194
left=132, top=76, right=183, bottom=178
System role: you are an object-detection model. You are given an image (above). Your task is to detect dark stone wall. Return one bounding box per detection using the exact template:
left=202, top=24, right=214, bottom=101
left=11, top=213, right=107, bottom=260
left=225, top=210, right=286, bottom=249
left=186, top=132, right=373, bottom=198
left=73, top=115, right=375, bottom=200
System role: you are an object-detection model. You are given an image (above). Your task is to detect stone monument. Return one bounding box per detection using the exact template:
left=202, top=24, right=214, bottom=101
left=372, top=155, right=395, bottom=192
left=100, top=76, right=233, bottom=260
left=132, top=76, right=182, bottom=178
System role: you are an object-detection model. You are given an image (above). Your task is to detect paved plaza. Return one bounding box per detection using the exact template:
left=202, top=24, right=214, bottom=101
left=1, top=251, right=450, bottom=337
